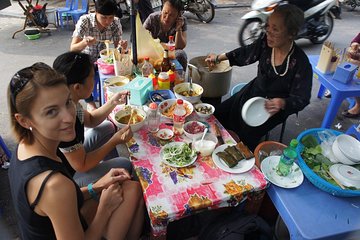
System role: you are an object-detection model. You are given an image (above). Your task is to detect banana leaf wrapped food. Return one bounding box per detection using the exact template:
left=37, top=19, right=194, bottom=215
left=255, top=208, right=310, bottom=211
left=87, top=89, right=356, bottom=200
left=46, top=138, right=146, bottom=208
left=224, top=145, right=244, bottom=161
left=216, top=151, right=238, bottom=168
left=235, top=141, right=254, bottom=159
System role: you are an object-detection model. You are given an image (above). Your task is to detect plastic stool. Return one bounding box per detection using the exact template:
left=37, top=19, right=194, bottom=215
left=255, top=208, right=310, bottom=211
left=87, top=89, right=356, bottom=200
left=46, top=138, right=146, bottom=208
left=0, top=135, right=11, bottom=159
left=230, top=82, right=247, bottom=96
left=92, top=70, right=100, bottom=103
left=345, top=124, right=360, bottom=140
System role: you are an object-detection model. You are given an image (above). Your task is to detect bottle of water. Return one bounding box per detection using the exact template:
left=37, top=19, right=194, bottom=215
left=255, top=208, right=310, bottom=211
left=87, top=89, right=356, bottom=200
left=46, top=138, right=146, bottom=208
left=167, top=35, right=175, bottom=59
left=276, top=139, right=298, bottom=177
left=147, top=102, right=160, bottom=133
left=141, top=57, right=153, bottom=77
left=173, top=99, right=186, bottom=136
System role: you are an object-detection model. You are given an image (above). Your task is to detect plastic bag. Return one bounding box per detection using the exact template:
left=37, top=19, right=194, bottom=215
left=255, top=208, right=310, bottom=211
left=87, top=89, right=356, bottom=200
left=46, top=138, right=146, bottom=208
left=318, top=130, right=337, bottom=163
left=30, top=4, right=48, bottom=28
left=135, top=13, right=164, bottom=64
left=113, top=48, right=133, bottom=77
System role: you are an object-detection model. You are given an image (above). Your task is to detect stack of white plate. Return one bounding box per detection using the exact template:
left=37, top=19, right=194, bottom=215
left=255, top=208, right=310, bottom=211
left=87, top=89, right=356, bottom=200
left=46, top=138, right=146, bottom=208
left=329, top=164, right=360, bottom=189
left=331, top=134, right=360, bottom=165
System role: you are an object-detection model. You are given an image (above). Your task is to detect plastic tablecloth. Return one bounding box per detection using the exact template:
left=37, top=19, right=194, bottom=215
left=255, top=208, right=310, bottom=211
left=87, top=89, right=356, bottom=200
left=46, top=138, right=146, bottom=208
left=126, top=113, right=268, bottom=236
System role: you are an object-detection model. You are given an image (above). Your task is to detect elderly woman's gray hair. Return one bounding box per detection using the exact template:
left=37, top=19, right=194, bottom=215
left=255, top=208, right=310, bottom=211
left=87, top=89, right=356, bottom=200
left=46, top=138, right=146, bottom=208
left=273, top=4, right=304, bottom=38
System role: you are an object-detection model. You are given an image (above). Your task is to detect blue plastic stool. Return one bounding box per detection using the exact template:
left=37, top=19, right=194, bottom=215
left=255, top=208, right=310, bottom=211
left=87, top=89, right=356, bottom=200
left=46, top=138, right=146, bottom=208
left=92, top=70, right=101, bottom=103
left=345, top=124, right=360, bottom=141
left=230, top=82, right=247, bottom=96
left=0, top=135, right=11, bottom=159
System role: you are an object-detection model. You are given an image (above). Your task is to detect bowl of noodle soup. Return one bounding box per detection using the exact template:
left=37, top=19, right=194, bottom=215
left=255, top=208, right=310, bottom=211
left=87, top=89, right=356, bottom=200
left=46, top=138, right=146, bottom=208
left=114, top=107, right=146, bottom=132
left=158, top=99, right=193, bottom=120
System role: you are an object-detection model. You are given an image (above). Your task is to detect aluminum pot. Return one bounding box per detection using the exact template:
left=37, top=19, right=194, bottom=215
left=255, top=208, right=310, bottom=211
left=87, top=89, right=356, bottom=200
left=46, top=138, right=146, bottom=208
left=188, top=56, right=232, bottom=98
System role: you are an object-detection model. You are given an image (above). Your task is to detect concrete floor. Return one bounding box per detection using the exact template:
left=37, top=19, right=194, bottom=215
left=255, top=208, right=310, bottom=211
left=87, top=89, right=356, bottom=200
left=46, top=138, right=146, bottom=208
left=0, top=1, right=360, bottom=238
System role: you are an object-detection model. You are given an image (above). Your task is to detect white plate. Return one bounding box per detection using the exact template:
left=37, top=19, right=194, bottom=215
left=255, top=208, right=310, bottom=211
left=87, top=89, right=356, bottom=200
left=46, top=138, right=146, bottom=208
left=212, top=144, right=255, bottom=174
left=260, top=156, right=304, bottom=188
left=329, top=164, right=360, bottom=188
left=158, top=99, right=194, bottom=120
left=336, top=134, right=360, bottom=163
left=156, top=129, right=174, bottom=140
left=241, top=97, right=270, bottom=127
left=160, top=142, right=197, bottom=168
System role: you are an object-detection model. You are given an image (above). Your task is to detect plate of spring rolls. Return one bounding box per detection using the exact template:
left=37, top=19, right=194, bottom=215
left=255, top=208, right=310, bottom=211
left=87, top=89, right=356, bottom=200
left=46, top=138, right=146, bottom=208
left=212, top=142, right=255, bottom=174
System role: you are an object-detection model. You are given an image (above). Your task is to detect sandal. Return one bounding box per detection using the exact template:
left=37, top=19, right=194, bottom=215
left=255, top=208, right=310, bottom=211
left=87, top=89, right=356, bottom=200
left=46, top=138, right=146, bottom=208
left=342, top=110, right=360, bottom=118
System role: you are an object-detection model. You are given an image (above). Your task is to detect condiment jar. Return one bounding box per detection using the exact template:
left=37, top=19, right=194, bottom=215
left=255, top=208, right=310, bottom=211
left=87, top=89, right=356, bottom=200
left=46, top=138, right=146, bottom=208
left=157, top=72, right=170, bottom=90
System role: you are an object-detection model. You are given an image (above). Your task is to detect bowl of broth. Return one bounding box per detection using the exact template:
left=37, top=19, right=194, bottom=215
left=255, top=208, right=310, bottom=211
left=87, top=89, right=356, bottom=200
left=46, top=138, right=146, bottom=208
left=173, top=82, right=203, bottom=104
left=114, top=107, right=146, bottom=132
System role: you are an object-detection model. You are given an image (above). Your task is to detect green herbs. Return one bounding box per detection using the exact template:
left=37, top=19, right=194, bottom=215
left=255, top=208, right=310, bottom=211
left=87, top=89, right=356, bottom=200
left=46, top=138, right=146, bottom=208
left=162, top=143, right=196, bottom=167
left=302, top=145, right=340, bottom=187
left=104, top=57, right=114, bottom=64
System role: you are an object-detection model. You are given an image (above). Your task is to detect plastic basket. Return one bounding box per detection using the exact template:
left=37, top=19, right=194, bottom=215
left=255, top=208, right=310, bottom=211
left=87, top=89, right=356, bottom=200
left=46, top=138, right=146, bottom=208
left=297, top=128, right=360, bottom=197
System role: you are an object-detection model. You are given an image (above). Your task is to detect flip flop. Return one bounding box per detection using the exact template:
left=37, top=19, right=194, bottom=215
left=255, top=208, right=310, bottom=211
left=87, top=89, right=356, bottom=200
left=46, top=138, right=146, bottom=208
left=342, top=110, right=360, bottom=118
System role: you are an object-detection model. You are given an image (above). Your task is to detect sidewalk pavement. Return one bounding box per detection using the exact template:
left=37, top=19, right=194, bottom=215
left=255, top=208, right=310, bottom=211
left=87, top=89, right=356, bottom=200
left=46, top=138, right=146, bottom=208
left=0, top=0, right=252, bottom=19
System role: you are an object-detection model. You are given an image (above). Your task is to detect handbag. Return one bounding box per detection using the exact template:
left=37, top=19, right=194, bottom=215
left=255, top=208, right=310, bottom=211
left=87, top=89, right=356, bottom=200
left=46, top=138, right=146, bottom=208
left=316, top=41, right=339, bottom=74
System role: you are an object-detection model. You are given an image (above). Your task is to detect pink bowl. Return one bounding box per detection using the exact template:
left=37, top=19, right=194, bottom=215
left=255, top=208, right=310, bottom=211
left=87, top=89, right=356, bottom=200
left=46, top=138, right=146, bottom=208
left=97, top=59, right=114, bottom=75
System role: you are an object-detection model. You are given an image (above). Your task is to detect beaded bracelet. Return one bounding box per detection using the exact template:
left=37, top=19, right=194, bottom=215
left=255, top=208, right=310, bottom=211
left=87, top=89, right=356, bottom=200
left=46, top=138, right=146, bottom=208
left=87, top=183, right=99, bottom=201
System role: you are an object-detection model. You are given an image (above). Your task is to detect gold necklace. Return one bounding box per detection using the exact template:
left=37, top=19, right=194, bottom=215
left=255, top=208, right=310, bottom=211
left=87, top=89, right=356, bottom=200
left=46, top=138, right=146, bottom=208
left=271, top=42, right=294, bottom=77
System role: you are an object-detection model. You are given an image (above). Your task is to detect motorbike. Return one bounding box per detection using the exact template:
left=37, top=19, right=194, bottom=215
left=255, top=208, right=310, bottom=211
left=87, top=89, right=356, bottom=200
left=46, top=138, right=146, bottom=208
left=341, top=0, right=360, bottom=10
left=238, top=0, right=338, bottom=46
left=182, top=0, right=216, bottom=23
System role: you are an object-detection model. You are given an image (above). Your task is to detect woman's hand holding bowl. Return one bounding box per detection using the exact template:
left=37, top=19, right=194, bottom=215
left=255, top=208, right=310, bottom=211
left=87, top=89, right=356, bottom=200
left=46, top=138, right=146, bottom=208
left=265, top=98, right=285, bottom=115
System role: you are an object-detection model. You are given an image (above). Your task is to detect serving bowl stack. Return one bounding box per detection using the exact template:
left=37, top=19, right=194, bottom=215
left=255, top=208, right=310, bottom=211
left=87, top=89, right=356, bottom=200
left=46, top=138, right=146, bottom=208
left=331, top=134, right=360, bottom=165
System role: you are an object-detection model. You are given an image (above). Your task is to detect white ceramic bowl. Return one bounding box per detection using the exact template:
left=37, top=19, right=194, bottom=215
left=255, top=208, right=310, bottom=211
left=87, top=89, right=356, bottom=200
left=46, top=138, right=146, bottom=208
left=336, top=134, right=360, bottom=163
left=173, top=82, right=203, bottom=104
left=156, top=129, right=174, bottom=140
left=183, top=121, right=207, bottom=140
left=329, top=164, right=360, bottom=188
left=241, top=97, right=270, bottom=127
left=100, top=48, right=115, bottom=59
left=104, top=76, right=129, bottom=91
left=113, top=108, right=146, bottom=132
left=158, top=99, right=194, bottom=120
left=194, top=103, right=215, bottom=119
left=193, top=133, right=218, bottom=156
left=332, top=140, right=355, bottom=165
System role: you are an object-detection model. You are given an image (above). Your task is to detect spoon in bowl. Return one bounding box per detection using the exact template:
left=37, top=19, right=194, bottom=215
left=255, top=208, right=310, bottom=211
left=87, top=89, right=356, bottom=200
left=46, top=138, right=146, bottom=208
left=199, top=128, right=208, bottom=148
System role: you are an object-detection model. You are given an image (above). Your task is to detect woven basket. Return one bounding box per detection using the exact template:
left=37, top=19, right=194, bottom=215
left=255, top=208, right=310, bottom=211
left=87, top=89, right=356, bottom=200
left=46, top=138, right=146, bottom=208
left=254, top=141, right=287, bottom=168
left=297, top=128, right=360, bottom=197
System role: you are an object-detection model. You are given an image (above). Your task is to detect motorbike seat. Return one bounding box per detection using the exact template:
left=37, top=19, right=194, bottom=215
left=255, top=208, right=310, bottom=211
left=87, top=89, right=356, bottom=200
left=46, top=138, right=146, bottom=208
left=288, top=0, right=326, bottom=12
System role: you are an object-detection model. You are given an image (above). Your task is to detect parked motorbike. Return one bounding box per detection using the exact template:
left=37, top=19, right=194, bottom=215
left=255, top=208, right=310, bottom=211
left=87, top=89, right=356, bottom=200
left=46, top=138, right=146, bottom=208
left=182, top=0, right=215, bottom=23
left=238, top=0, right=338, bottom=46
left=341, top=0, right=360, bottom=10
left=116, top=0, right=162, bottom=21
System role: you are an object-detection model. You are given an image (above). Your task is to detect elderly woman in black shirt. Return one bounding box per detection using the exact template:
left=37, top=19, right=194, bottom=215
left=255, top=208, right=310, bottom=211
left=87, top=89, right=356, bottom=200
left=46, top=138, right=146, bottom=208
left=206, top=4, right=312, bottom=150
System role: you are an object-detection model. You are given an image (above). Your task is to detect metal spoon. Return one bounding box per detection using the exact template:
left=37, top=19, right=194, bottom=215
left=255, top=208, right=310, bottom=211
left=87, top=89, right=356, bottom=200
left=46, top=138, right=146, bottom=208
left=187, top=63, right=198, bottom=96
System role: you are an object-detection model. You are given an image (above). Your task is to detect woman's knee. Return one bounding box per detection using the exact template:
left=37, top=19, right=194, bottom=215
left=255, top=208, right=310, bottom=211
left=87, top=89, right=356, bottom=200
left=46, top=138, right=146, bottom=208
left=122, top=180, right=143, bottom=200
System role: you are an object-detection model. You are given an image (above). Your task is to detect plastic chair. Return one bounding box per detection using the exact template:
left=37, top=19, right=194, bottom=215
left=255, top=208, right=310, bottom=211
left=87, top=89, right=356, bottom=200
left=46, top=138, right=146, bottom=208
left=230, top=82, right=247, bottom=96
left=57, top=0, right=78, bottom=28
left=92, top=70, right=101, bottom=103
left=69, top=0, right=89, bottom=25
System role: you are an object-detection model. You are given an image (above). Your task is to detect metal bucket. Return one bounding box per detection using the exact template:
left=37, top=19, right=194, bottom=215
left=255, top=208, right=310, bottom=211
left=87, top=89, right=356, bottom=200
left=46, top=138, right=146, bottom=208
left=189, top=56, right=232, bottom=98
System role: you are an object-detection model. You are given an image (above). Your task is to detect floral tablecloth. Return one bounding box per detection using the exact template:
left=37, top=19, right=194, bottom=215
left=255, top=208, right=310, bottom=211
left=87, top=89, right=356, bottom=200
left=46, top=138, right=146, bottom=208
left=126, top=114, right=267, bottom=236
